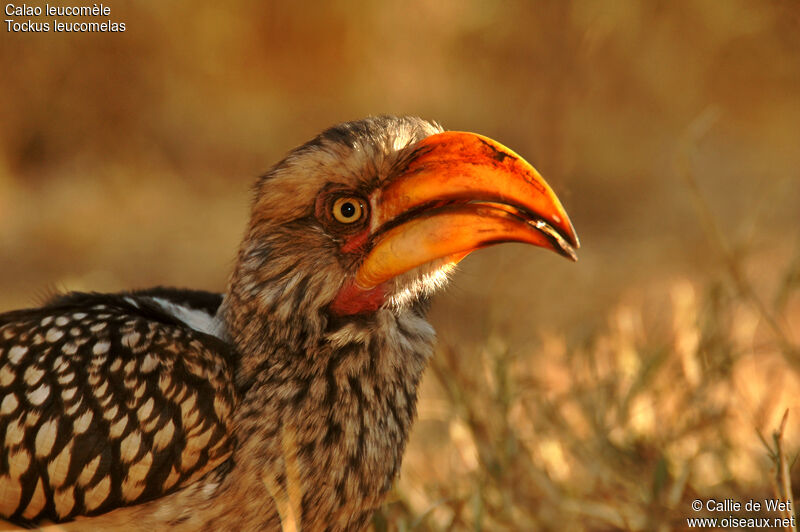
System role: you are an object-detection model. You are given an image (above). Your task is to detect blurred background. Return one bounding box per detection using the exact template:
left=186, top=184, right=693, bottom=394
left=1, top=1, right=799, bottom=530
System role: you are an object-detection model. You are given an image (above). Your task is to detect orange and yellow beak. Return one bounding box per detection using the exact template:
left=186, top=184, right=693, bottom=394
left=355, top=131, right=579, bottom=289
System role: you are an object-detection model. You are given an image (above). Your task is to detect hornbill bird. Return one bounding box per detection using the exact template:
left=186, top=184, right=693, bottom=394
left=0, top=116, right=578, bottom=531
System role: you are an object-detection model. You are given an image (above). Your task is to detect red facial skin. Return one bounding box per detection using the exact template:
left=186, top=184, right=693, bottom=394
left=331, top=224, right=388, bottom=315
left=316, top=190, right=385, bottom=316
left=329, top=280, right=384, bottom=315
left=339, top=228, right=371, bottom=254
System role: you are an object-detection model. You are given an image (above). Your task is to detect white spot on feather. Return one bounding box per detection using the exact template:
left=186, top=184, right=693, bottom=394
left=120, top=430, right=142, bottom=463
left=27, top=383, right=50, bottom=406
left=73, top=410, right=93, bottom=434
left=53, top=485, right=75, bottom=517
left=8, top=446, right=30, bottom=479
left=46, top=327, right=64, bottom=343
left=62, top=342, right=78, bottom=355
left=48, top=440, right=73, bottom=487
left=52, top=356, right=69, bottom=373
left=66, top=398, right=83, bottom=416
left=57, top=373, right=75, bottom=385
left=5, top=418, right=25, bottom=446
left=0, top=365, right=16, bottom=386
left=137, top=397, right=154, bottom=421
left=61, top=388, right=77, bottom=401
left=109, top=415, right=128, bottom=438
left=103, top=404, right=119, bottom=421
left=95, top=380, right=109, bottom=398
left=35, top=418, right=58, bottom=457
left=84, top=476, right=111, bottom=511
left=140, top=354, right=158, bottom=373
left=23, top=366, right=44, bottom=386
left=78, top=455, right=101, bottom=487
left=122, top=331, right=141, bottom=348
left=8, top=345, right=27, bottom=365
left=153, top=419, right=175, bottom=451
left=93, top=340, right=110, bottom=355
left=1, top=394, right=19, bottom=414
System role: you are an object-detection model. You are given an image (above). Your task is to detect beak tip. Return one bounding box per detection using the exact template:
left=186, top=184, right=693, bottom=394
left=563, top=245, right=579, bottom=262
left=564, top=221, right=580, bottom=250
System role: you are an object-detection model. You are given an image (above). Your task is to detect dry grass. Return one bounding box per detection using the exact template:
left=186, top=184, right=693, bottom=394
left=366, top=95, right=800, bottom=531
left=377, top=250, right=799, bottom=531
left=375, top=132, right=800, bottom=529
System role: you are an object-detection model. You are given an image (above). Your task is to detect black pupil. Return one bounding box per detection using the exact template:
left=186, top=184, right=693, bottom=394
left=340, top=202, right=356, bottom=218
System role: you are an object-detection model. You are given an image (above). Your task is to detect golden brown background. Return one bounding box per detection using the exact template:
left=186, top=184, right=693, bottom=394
left=1, top=1, right=799, bottom=530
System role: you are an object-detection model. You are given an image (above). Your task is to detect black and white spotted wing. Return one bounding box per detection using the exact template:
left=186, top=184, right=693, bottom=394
left=0, top=290, right=237, bottom=523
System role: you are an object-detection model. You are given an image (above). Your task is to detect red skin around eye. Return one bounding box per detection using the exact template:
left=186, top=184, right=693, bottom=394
left=330, top=279, right=385, bottom=315
left=317, top=190, right=383, bottom=315
left=331, top=229, right=385, bottom=315
left=340, top=228, right=371, bottom=254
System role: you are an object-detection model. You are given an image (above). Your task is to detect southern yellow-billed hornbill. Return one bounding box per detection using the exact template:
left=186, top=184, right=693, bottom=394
left=0, top=116, right=578, bottom=530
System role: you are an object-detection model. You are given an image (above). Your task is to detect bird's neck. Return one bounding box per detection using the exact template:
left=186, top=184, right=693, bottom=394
left=217, top=291, right=436, bottom=530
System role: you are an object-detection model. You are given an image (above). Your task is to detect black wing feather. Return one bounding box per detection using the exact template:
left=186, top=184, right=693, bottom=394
left=0, top=290, right=236, bottom=523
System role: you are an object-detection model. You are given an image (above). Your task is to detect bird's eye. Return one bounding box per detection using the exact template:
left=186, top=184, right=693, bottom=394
left=332, top=197, right=366, bottom=224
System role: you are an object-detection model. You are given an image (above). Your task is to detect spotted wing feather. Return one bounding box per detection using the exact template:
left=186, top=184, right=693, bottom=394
left=0, top=292, right=237, bottom=523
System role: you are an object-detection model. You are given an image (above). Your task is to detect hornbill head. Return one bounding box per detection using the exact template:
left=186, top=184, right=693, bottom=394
left=224, top=116, right=578, bottom=352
